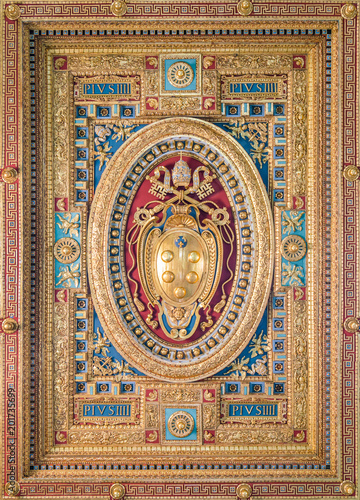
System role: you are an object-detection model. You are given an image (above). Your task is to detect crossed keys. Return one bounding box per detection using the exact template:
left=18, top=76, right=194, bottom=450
left=146, top=164, right=216, bottom=213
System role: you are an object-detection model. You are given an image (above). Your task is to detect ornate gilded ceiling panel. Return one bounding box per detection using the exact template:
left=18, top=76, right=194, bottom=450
left=0, top=1, right=358, bottom=500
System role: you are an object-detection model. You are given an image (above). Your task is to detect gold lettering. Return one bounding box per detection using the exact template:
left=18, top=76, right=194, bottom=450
left=97, top=405, right=106, bottom=415
left=244, top=83, right=254, bottom=92
left=256, top=83, right=262, bottom=91
left=86, top=84, right=91, bottom=93
left=97, top=84, right=106, bottom=94
left=108, top=84, right=115, bottom=94
left=84, top=405, right=91, bottom=416
left=256, top=405, right=262, bottom=415
left=109, top=405, right=115, bottom=416
left=244, top=405, right=253, bottom=415
left=231, top=405, right=239, bottom=416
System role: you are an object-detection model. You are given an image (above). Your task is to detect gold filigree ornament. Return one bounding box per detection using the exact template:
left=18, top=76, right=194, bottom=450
left=344, top=317, right=360, bottom=334
left=4, top=4, right=21, bottom=20
left=111, top=0, right=127, bottom=17
left=110, top=483, right=126, bottom=499
left=280, top=235, right=307, bottom=262
left=167, top=411, right=195, bottom=438
left=1, top=167, right=18, bottom=183
left=237, top=0, right=253, bottom=16
left=340, top=481, right=356, bottom=496
left=343, top=165, right=360, bottom=182
left=236, top=484, right=252, bottom=499
left=54, top=237, right=80, bottom=264
left=167, top=61, right=194, bottom=88
left=4, top=482, right=20, bottom=497
left=2, top=317, right=18, bottom=333
left=88, top=118, right=274, bottom=381
left=341, top=2, right=357, bottom=19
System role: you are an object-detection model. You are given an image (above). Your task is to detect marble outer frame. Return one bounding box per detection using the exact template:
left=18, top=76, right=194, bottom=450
left=1, top=0, right=356, bottom=498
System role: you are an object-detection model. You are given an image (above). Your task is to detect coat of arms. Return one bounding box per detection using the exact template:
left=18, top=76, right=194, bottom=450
left=127, top=155, right=234, bottom=341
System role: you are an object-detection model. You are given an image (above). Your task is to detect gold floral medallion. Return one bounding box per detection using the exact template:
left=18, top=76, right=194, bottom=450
left=167, top=61, right=194, bottom=88
left=54, top=237, right=80, bottom=264
left=167, top=411, right=195, bottom=438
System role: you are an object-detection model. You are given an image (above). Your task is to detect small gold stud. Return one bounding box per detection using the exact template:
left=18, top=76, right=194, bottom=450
left=5, top=481, right=20, bottom=496
left=5, top=4, right=21, bottom=20
left=343, top=165, right=359, bottom=182
left=341, top=3, right=357, bottom=19
left=344, top=317, right=359, bottom=333
left=2, top=318, right=19, bottom=333
left=111, top=1, right=127, bottom=17
left=1, top=167, right=18, bottom=183
left=341, top=481, right=356, bottom=496
left=236, top=484, right=252, bottom=499
left=110, top=483, right=126, bottom=499
left=237, top=0, right=253, bottom=16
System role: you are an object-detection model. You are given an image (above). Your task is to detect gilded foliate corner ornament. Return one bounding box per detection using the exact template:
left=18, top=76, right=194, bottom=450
left=237, top=0, right=253, bottom=16
left=88, top=118, right=274, bottom=381
left=236, top=484, right=252, bottom=499
left=340, top=481, right=356, bottom=496
left=343, top=165, right=359, bottom=182
left=110, top=483, right=126, bottom=499
left=111, top=0, right=127, bottom=17
left=341, top=2, right=357, bottom=19
left=4, top=4, right=21, bottom=20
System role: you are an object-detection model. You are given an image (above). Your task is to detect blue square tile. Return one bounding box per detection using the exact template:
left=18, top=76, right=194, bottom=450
left=225, top=382, right=240, bottom=393
left=226, top=104, right=240, bottom=117
left=121, top=105, right=135, bottom=118
left=250, top=382, right=264, bottom=394
left=273, top=361, right=285, bottom=373
left=250, top=104, right=264, bottom=116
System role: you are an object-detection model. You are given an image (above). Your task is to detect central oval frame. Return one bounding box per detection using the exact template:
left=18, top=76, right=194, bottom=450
left=88, top=117, right=274, bottom=382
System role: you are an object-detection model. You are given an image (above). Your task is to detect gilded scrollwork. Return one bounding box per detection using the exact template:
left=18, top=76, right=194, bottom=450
left=217, top=54, right=292, bottom=72
left=53, top=72, right=69, bottom=198
left=68, top=430, right=143, bottom=444
left=292, top=70, right=307, bottom=195
left=160, top=97, right=201, bottom=111
left=203, top=71, right=216, bottom=95
left=146, top=405, right=159, bottom=428
left=217, top=427, right=293, bottom=444
left=54, top=301, right=69, bottom=430
left=67, top=55, right=144, bottom=73
left=293, top=300, right=307, bottom=429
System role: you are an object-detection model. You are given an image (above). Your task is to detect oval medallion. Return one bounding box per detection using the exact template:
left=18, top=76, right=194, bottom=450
left=88, top=118, right=274, bottom=381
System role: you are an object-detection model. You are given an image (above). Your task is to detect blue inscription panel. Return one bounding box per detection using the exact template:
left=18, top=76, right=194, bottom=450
left=76, top=399, right=139, bottom=423
left=76, top=77, right=140, bottom=100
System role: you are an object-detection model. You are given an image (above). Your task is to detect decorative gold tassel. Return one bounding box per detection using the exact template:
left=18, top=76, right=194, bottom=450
left=134, top=293, right=145, bottom=312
